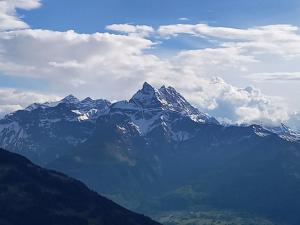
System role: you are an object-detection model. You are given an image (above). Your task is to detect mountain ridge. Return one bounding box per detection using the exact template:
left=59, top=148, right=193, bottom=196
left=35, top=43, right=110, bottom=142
left=0, top=82, right=298, bottom=166
left=1, top=82, right=298, bottom=147
left=0, top=148, right=161, bottom=225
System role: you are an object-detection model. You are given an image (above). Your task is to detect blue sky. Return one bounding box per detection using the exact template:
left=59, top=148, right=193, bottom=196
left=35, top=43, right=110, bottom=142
left=20, top=0, right=300, bottom=32
left=0, top=0, right=300, bottom=129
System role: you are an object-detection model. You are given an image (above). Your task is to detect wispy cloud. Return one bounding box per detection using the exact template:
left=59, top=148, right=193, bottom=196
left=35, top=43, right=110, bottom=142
left=157, top=23, right=300, bottom=57
left=106, top=24, right=154, bottom=37
left=178, top=17, right=190, bottom=21
left=249, top=72, right=300, bottom=82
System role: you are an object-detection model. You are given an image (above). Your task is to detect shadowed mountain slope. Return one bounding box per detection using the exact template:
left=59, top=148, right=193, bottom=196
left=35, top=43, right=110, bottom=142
left=0, top=148, right=161, bottom=225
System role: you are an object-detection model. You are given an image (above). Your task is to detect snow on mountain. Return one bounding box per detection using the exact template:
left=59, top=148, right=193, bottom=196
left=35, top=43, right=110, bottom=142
left=0, top=94, right=111, bottom=163
left=106, top=82, right=218, bottom=138
left=129, top=82, right=216, bottom=123
left=251, top=124, right=272, bottom=138
left=264, top=123, right=300, bottom=142
left=25, top=95, right=111, bottom=122
left=0, top=82, right=299, bottom=160
left=20, top=82, right=216, bottom=128
left=25, top=95, right=79, bottom=111
left=0, top=122, right=28, bottom=150
left=238, top=122, right=300, bottom=142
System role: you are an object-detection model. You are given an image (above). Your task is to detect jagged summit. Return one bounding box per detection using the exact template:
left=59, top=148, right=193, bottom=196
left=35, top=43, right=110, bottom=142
left=129, top=82, right=161, bottom=108
left=130, top=82, right=191, bottom=111
left=61, top=94, right=80, bottom=104
left=128, top=82, right=217, bottom=124
left=142, top=81, right=156, bottom=92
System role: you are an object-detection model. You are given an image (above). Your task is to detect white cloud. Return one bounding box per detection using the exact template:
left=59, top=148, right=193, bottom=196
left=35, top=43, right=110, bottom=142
left=158, top=23, right=299, bottom=41
left=249, top=72, right=300, bottom=82
left=0, top=0, right=41, bottom=31
left=178, top=18, right=190, bottom=21
left=0, top=88, right=60, bottom=117
left=172, top=47, right=257, bottom=75
left=158, top=23, right=300, bottom=58
left=0, top=29, right=157, bottom=91
left=106, top=24, right=154, bottom=37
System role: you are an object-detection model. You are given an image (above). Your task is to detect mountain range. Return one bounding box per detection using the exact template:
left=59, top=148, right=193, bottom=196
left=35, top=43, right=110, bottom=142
left=1, top=82, right=300, bottom=225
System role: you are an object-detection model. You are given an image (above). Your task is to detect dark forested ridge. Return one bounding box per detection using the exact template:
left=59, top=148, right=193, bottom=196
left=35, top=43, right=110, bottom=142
left=0, top=148, right=161, bottom=225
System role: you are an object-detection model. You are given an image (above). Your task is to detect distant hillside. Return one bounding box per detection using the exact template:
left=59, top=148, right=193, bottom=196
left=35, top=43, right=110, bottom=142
left=0, top=148, right=161, bottom=225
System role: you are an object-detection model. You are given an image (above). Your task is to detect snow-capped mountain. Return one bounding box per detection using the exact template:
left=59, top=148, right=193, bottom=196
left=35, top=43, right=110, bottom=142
left=0, top=82, right=299, bottom=165
left=0, top=94, right=110, bottom=164
left=25, top=94, right=111, bottom=121
left=109, top=82, right=218, bottom=136
left=264, top=123, right=300, bottom=142
left=129, top=82, right=211, bottom=121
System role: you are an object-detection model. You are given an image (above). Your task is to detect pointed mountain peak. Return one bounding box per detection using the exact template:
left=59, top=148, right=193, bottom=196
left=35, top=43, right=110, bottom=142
left=129, top=82, right=219, bottom=124
left=141, top=82, right=157, bottom=93
left=81, top=97, right=93, bottom=103
left=61, top=95, right=80, bottom=103
left=130, top=82, right=189, bottom=109
left=129, top=82, right=160, bottom=108
left=80, top=97, right=111, bottom=112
